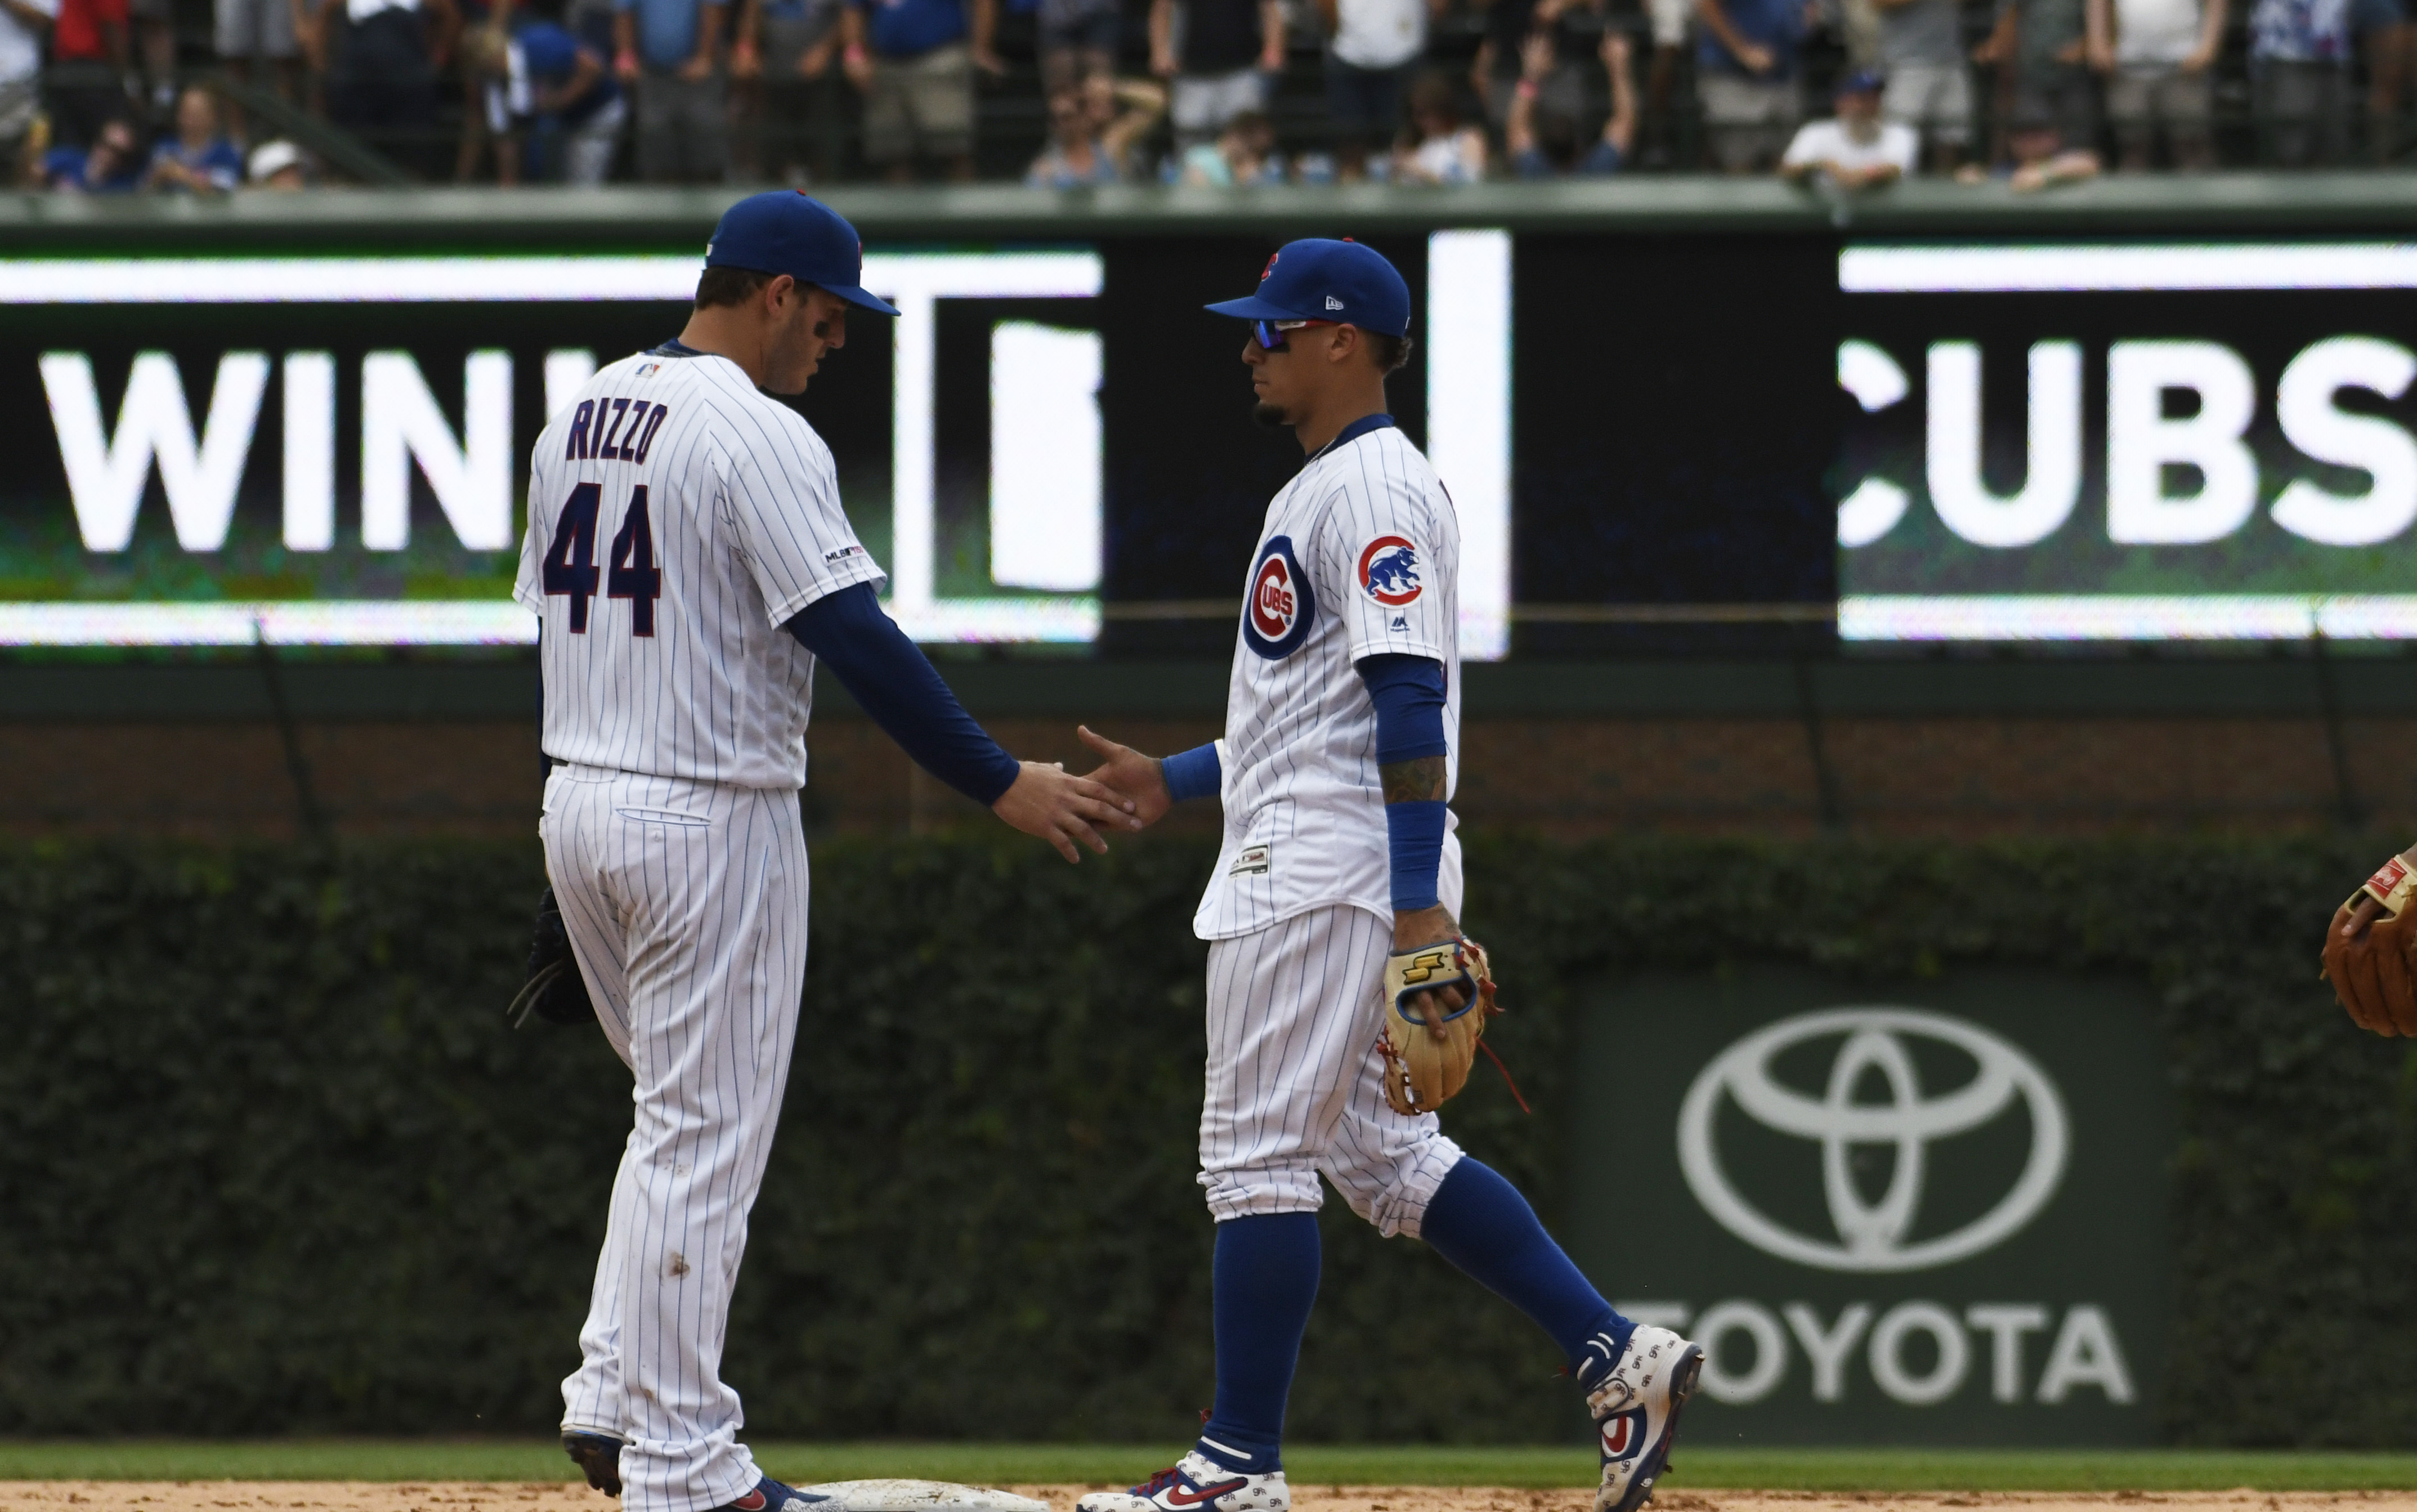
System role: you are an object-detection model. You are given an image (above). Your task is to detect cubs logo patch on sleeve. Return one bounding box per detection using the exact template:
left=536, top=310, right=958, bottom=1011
left=1242, top=535, right=1317, bottom=659
left=1357, top=535, right=1422, bottom=607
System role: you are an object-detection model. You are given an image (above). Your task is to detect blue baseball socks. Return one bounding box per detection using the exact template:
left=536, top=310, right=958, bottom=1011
left=1193, top=1161, right=1629, bottom=1479
left=1195, top=1212, right=1321, bottom=1475
left=1417, top=1157, right=1632, bottom=1370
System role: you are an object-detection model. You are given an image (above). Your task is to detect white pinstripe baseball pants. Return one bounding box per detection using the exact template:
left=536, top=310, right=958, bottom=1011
left=1198, top=905, right=1465, bottom=1235
left=541, top=764, right=809, bottom=1512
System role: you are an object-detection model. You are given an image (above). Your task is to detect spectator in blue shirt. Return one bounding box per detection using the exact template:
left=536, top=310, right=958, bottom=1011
left=1694, top=0, right=1814, bottom=168
left=43, top=112, right=142, bottom=188
left=518, top=16, right=625, bottom=178
left=2250, top=0, right=2351, bottom=159
left=467, top=14, right=625, bottom=179
left=142, top=83, right=247, bottom=191
left=838, top=0, right=1001, bottom=181
left=612, top=0, right=729, bottom=180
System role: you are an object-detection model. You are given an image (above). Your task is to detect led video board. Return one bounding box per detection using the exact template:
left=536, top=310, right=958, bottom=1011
left=1836, top=242, right=2417, bottom=642
left=0, top=235, right=1511, bottom=654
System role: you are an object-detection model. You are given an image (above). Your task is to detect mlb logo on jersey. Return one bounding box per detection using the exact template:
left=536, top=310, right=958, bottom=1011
left=1358, top=535, right=1422, bottom=606
left=1242, top=535, right=1317, bottom=659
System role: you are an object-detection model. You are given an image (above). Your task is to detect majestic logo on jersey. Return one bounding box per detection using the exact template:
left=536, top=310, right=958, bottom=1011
left=1242, top=535, right=1316, bottom=659
left=1358, top=535, right=1422, bottom=607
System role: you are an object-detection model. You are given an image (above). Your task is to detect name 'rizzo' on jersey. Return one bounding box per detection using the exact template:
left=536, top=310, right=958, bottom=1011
left=514, top=347, right=889, bottom=792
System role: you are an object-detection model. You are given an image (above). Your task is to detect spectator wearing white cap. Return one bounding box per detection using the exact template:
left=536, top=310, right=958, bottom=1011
left=247, top=136, right=311, bottom=183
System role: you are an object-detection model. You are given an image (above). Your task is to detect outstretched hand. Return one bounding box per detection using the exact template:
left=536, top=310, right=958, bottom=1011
left=992, top=760, right=1139, bottom=863
left=1076, top=725, right=1174, bottom=829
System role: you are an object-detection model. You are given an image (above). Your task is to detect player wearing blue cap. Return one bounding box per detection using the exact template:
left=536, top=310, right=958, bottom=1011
left=1074, top=239, right=1703, bottom=1512
left=522, top=191, right=1138, bottom=1512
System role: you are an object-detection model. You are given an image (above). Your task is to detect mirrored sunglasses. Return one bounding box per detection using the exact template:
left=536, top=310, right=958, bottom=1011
left=1253, top=318, right=1338, bottom=351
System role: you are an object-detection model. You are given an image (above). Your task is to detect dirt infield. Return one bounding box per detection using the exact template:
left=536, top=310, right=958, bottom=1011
left=3, top=1489, right=2416, bottom=1512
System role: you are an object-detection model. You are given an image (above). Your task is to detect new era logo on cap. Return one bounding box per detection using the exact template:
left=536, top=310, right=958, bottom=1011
left=1325, top=295, right=1344, bottom=310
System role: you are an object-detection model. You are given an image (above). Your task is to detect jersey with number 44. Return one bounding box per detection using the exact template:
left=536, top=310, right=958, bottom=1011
left=513, top=348, right=888, bottom=791
left=1194, top=422, right=1465, bottom=942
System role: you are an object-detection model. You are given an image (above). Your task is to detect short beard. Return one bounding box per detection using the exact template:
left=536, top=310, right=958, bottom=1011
left=1252, top=401, right=1291, bottom=429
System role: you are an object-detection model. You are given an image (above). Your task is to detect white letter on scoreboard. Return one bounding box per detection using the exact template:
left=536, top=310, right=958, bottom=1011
left=1925, top=341, right=2083, bottom=549
left=41, top=350, right=268, bottom=553
left=360, top=350, right=515, bottom=551
left=1427, top=229, right=1511, bottom=661
left=2271, top=335, right=2417, bottom=547
left=283, top=351, right=335, bottom=552
left=989, top=322, right=1103, bottom=592
left=545, top=348, right=598, bottom=423
left=2106, top=339, right=2259, bottom=545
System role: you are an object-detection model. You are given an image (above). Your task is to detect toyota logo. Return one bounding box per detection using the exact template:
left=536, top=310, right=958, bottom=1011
left=1676, top=1007, right=2070, bottom=1274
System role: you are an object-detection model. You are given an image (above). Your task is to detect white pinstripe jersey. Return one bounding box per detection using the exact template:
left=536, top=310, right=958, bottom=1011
left=513, top=347, right=887, bottom=791
left=1194, top=421, right=1463, bottom=941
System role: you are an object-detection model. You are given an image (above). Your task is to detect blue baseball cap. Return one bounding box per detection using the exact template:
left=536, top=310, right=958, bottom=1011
left=705, top=191, right=899, bottom=316
left=1836, top=68, right=1886, bottom=95
left=1205, top=239, right=1412, bottom=338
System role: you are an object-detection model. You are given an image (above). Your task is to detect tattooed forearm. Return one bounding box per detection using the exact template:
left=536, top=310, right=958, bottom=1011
left=1380, top=755, right=1447, bottom=804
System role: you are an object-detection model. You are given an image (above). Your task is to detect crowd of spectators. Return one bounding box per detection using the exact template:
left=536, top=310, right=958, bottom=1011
left=0, top=0, right=2409, bottom=188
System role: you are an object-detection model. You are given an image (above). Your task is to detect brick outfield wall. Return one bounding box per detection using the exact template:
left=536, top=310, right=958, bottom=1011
left=6, top=710, right=2407, bottom=840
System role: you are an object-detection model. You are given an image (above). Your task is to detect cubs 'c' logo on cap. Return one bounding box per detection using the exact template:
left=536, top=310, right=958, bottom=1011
left=1358, top=535, right=1421, bottom=607
left=1261, top=251, right=1279, bottom=281
left=1243, top=535, right=1317, bottom=659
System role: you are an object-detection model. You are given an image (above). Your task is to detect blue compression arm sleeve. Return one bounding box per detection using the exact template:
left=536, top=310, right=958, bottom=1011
left=1357, top=654, right=1449, bottom=913
left=1162, top=742, right=1221, bottom=803
left=785, top=584, right=1023, bottom=807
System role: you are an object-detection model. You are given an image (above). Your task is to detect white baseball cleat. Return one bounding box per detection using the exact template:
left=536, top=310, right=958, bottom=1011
left=1577, top=1323, right=1704, bottom=1512
left=1075, top=1451, right=1288, bottom=1512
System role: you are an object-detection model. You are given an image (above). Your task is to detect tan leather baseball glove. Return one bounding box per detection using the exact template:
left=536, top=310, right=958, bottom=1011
left=1378, top=936, right=1503, bottom=1115
left=2323, top=852, right=2417, bottom=1037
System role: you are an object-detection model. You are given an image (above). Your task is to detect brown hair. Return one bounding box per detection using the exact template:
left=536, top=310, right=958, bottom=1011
left=694, top=266, right=776, bottom=309
left=1367, top=332, right=1412, bottom=375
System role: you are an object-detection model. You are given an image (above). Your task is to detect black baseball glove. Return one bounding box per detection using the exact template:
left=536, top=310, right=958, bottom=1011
left=507, top=884, right=597, bottom=1028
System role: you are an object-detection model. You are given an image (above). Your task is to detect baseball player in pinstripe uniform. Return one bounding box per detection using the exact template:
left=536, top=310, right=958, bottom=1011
left=517, top=192, right=1136, bottom=1512
left=1074, top=240, right=1702, bottom=1512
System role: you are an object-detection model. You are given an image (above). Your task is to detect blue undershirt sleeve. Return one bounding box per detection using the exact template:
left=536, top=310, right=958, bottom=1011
left=1356, top=654, right=1449, bottom=914
left=785, top=583, right=1023, bottom=808
left=1161, top=742, right=1221, bottom=803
